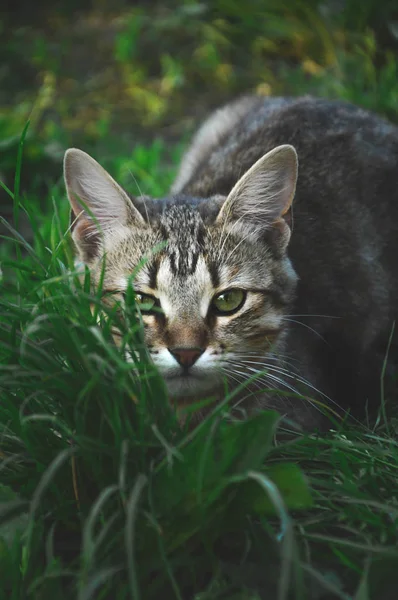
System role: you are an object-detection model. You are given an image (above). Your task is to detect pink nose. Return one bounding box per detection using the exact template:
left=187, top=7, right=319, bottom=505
left=168, top=347, right=204, bottom=368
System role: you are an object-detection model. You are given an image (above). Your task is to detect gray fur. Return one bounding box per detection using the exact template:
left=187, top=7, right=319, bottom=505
left=171, top=96, right=260, bottom=194
left=64, top=95, right=398, bottom=429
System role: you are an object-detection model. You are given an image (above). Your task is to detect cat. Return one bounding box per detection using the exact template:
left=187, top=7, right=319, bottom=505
left=63, top=95, right=398, bottom=429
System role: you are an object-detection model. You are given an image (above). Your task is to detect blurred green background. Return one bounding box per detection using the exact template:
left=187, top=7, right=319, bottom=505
left=1, top=0, right=398, bottom=237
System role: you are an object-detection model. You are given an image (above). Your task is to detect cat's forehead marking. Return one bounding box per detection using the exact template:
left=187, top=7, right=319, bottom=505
left=156, top=254, right=213, bottom=319
left=159, top=204, right=206, bottom=276
left=156, top=255, right=213, bottom=293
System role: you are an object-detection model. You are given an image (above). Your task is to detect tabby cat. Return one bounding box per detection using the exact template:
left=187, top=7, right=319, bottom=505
left=64, top=96, right=398, bottom=429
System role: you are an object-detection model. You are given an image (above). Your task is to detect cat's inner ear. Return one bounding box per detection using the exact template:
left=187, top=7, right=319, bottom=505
left=64, top=148, right=145, bottom=259
left=215, top=144, right=298, bottom=239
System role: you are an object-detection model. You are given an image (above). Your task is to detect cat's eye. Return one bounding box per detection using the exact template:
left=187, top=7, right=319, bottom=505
left=211, top=289, right=246, bottom=315
left=134, top=293, right=158, bottom=313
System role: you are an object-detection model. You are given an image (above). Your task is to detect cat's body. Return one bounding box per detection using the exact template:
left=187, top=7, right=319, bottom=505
left=64, top=96, right=398, bottom=429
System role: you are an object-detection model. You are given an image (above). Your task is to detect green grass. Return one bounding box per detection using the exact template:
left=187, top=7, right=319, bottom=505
left=2, top=2, right=398, bottom=598
left=1, top=125, right=398, bottom=600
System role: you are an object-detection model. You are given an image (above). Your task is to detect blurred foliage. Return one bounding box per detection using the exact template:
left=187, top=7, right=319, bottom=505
left=1, top=0, right=398, bottom=225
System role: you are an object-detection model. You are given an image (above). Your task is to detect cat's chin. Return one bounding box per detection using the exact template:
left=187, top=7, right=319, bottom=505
left=164, top=372, right=222, bottom=399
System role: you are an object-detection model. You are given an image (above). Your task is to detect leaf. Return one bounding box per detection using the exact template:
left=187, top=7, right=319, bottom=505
left=141, top=412, right=282, bottom=555
left=224, top=463, right=312, bottom=530
left=153, top=410, right=281, bottom=516
left=256, top=462, right=313, bottom=514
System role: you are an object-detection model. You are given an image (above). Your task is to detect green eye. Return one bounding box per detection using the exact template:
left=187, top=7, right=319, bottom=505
left=212, top=289, right=246, bottom=315
left=134, top=293, right=157, bottom=312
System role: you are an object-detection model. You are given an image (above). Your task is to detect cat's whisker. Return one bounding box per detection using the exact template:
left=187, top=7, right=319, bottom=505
left=229, top=357, right=349, bottom=415
left=139, top=196, right=150, bottom=224
left=226, top=365, right=265, bottom=386
left=217, top=214, right=247, bottom=261
left=225, top=361, right=299, bottom=395
left=225, top=365, right=303, bottom=414
left=231, top=357, right=313, bottom=391
left=220, top=366, right=273, bottom=406
left=216, top=208, right=236, bottom=259
left=126, top=169, right=151, bottom=223
left=266, top=350, right=301, bottom=367
left=128, top=169, right=145, bottom=198
left=230, top=356, right=301, bottom=380
left=220, top=366, right=246, bottom=388
left=237, top=371, right=326, bottom=417
left=232, top=351, right=299, bottom=369
left=223, top=226, right=264, bottom=264
left=228, top=356, right=300, bottom=387
left=235, top=365, right=301, bottom=397
left=222, top=364, right=268, bottom=393
left=287, top=314, right=340, bottom=320
left=281, top=317, right=329, bottom=344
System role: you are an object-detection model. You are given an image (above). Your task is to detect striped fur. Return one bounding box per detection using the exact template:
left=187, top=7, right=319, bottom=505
left=64, top=95, right=398, bottom=429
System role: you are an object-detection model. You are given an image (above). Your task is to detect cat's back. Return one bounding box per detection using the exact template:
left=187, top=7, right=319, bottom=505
left=172, top=95, right=398, bottom=205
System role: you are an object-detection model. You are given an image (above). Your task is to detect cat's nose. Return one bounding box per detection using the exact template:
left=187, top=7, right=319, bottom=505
left=168, top=347, right=204, bottom=368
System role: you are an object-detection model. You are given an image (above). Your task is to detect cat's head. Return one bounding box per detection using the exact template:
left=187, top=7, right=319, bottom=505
left=64, top=145, right=298, bottom=406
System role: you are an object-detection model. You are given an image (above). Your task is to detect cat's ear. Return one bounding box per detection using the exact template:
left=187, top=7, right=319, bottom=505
left=216, top=144, right=298, bottom=244
left=64, top=148, right=145, bottom=260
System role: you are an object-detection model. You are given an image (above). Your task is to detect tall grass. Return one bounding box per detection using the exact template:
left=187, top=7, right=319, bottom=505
left=1, top=126, right=398, bottom=599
